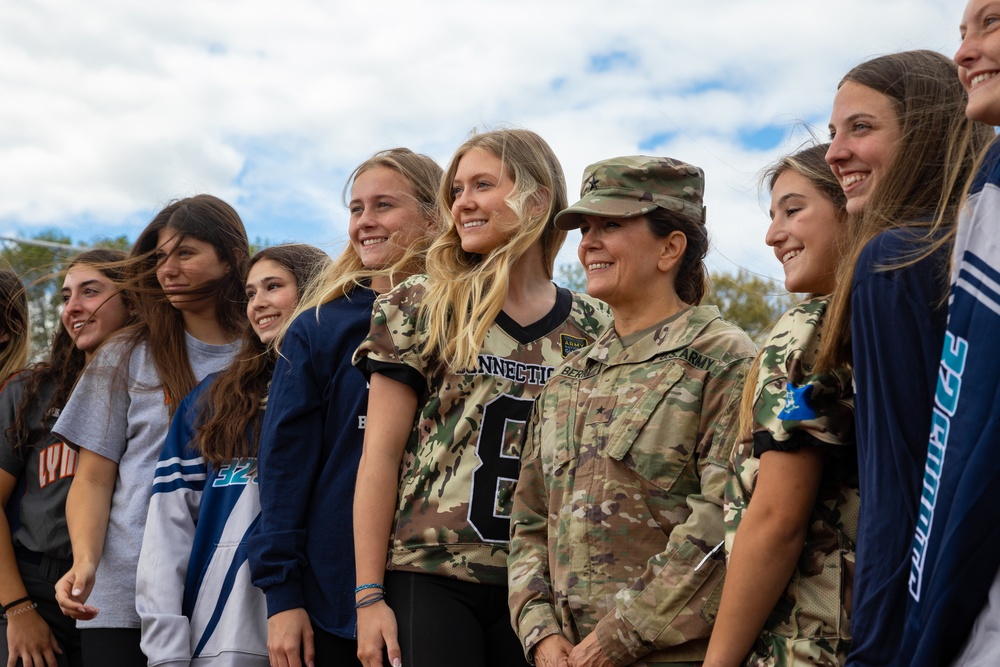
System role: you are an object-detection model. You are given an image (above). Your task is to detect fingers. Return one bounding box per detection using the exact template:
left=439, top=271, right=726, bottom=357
left=301, top=624, right=315, bottom=667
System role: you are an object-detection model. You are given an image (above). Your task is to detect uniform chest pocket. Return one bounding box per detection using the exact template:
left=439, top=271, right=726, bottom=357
left=537, top=377, right=579, bottom=474
left=603, top=364, right=693, bottom=491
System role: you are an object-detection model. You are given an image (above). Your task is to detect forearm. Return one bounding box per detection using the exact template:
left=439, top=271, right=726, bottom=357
left=65, top=452, right=116, bottom=568
left=703, top=505, right=807, bottom=666
left=353, top=451, right=400, bottom=590
left=0, top=513, right=29, bottom=606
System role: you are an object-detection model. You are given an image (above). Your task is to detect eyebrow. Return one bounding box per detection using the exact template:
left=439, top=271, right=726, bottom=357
left=246, top=276, right=284, bottom=289
left=61, top=279, right=104, bottom=294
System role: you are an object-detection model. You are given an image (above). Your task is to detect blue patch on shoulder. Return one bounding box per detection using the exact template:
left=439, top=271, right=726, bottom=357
left=779, top=383, right=816, bottom=420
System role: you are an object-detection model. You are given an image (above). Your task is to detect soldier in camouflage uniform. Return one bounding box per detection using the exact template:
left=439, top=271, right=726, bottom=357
left=705, top=144, right=858, bottom=667
left=508, top=156, right=756, bottom=667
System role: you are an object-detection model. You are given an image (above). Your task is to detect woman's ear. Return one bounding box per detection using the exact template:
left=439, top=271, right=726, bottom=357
left=658, top=230, right=687, bottom=274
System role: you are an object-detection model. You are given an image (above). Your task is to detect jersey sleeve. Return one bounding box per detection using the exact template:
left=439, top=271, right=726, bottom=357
left=247, top=321, right=325, bottom=617
left=752, top=298, right=854, bottom=456
left=52, top=339, right=133, bottom=463
left=136, top=383, right=206, bottom=667
left=0, top=374, right=28, bottom=477
left=352, top=277, right=431, bottom=396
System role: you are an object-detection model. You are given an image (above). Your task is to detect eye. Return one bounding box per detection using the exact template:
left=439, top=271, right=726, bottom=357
left=349, top=205, right=363, bottom=215
left=786, top=207, right=802, bottom=217
left=377, top=201, right=392, bottom=209
left=267, top=281, right=282, bottom=291
left=61, top=294, right=70, bottom=304
left=246, top=289, right=256, bottom=299
left=451, top=185, right=464, bottom=197
left=579, top=224, right=591, bottom=235
left=476, top=180, right=492, bottom=190
left=605, top=220, right=622, bottom=228
left=852, top=122, right=872, bottom=133
left=154, top=251, right=167, bottom=263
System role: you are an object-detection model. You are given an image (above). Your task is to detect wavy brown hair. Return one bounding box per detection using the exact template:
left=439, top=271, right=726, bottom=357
left=6, top=248, right=131, bottom=452
left=192, top=244, right=331, bottom=468
left=816, top=50, right=994, bottom=370
left=422, top=129, right=568, bottom=371
left=0, top=269, right=29, bottom=385
left=121, top=195, right=249, bottom=415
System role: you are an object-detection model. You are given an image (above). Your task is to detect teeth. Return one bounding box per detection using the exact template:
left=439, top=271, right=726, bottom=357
left=588, top=263, right=611, bottom=270
left=362, top=238, right=386, bottom=246
left=842, top=173, right=867, bottom=187
left=463, top=220, right=487, bottom=229
left=257, top=315, right=279, bottom=326
left=73, top=322, right=85, bottom=331
left=781, top=250, right=802, bottom=264
left=972, top=72, right=998, bottom=87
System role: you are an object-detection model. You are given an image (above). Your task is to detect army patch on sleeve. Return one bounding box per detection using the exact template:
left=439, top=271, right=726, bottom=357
left=778, top=383, right=816, bottom=421
left=560, top=334, right=588, bottom=357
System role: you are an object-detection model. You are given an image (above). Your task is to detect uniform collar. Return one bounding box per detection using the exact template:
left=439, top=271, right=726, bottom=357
left=584, top=305, right=723, bottom=366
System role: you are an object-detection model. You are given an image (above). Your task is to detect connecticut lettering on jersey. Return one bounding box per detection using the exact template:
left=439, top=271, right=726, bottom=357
left=910, top=331, right=968, bottom=601
left=457, top=355, right=556, bottom=386
left=38, top=442, right=77, bottom=489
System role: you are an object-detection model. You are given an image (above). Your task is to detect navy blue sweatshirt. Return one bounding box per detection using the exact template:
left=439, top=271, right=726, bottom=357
left=846, top=228, right=949, bottom=667
left=247, top=288, right=376, bottom=638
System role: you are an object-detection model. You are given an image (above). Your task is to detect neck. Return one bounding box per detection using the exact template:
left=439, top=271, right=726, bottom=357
left=611, top=291, right=687, bottom=337
left=182, top=311, right=235, bottom=345
left=502, top=244, right=557, bottom=326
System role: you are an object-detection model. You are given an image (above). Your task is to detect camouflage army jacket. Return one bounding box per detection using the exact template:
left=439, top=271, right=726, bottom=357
left=724, top=297, right=858, bottom=666
left=509, top=305, right=756, bottom=666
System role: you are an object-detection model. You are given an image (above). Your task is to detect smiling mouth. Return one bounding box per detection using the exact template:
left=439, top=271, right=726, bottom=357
left=587, top=262, right=612, bottom=270
left=781, top=250, right=801, bottom=264
left=971, top=71, right=999, bottom=87
left=462, top=220, right=487, bottom=229
left=362, top=238, right=387, bottom=247
left=841, top=173, right=867, bottom=188
left=257, top=315, right=280, bottom=327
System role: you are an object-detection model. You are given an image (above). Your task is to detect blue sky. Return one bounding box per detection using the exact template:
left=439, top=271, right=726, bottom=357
left=0, top=0, right=969, bottom=283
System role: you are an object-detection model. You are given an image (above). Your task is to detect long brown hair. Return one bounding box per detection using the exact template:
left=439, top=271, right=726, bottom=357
left=737, top=144, right=846, bottom=441
left=421, top=129, right=568, bottom=371
left=0, top=269, right=29, bottom=385
left=817, top=50, right=993, bottom=370
left=193, top=244, right=331, bottom=468
left=124, top=195, right=249, bottom=415
left=6, top=248, right=131, bottom=451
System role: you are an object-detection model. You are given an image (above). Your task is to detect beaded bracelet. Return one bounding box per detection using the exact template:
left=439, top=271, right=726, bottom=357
left=355, top=592, right=385, bottom=610
left=354, top=583, right=385, bottom=594
left=3, top=602, right=37, bottom=619
left=2, top=596, right=30, bottom=612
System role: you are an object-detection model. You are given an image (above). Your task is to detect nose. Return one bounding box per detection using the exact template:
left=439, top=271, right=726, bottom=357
left=249, top=290, right=268, bottom=311
left=765, top=216, right=787, bottom=248
left=64, top=292, right=83, bottom=315
left=158, top=252, right=180, bottom=277
left=955, top=32, right=978, bottom=69
left=825, top=136, right=849, bottom=167
left=452, top=189, right=473, bottom=216
left=578, top=226, right=601, bottom=251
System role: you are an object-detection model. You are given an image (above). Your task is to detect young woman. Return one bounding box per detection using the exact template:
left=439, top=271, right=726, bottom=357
left=352, top=129, right=612, bottom=667
left=52, top=195, right=250, bottom=667
left=702, top=144, right=856, bottom=666
left=816, top=51, right=992, bottom=666
left=0, top=269, right=29, bottom=385
left=0, top=249, right=131, bottom=667
left=136, top=243, right=330, bottom=667
left=246, top=148, right=443, bottom=667
left=901, top=5, right=1000, bottom=664
left=508, top=155, right=756, bottom=667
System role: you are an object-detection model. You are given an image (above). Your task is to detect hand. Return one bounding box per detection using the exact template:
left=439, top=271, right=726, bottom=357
left=568, top=632, right=615, bottom=667
left=6, top=608, right=63, bottom=667
left=533, top=634, right=574, bottom=667
left=267, top=608, right=314, bottom=667
left=356, top=600, right=401, bottom=667
left=54, top=564, right=99, bottom=620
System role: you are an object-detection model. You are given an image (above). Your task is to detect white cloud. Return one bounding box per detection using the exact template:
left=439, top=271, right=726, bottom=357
left=0, top=0, right=971, bottom=280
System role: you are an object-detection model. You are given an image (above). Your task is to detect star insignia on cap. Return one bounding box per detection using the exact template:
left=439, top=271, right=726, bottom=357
left=586, top=175, right=599, bottom=192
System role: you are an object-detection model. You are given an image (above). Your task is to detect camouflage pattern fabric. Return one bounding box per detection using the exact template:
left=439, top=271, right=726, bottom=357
left=509, top=305, right=756, bottom=666
left=353, top=274, right=612, bottom=586
left=724, top=296, right=859, bottom=666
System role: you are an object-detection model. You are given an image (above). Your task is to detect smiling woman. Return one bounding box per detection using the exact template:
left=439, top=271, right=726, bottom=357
left=509, top=155, right=755, bottom=667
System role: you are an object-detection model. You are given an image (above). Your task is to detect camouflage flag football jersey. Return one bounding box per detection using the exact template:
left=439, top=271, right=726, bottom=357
left=353, top=274, right=612, bottom=587
left=509, top=305, right=756, bottom=665
left=725, top=296, right=859, bottom=666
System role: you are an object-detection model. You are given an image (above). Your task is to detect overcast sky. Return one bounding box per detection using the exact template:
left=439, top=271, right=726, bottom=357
left=0, top=0, right=970, bottom=283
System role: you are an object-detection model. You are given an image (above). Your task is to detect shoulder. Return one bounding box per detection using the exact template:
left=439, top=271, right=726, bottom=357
left=760, top=297, right=829, bottom=356
left=970, top=138, right=1000, bottom=196
left=566, top=290, right=613, bottom=338
left=686, top=305, right=757, bottom=365
left=377, top=274, right=429, bottom=309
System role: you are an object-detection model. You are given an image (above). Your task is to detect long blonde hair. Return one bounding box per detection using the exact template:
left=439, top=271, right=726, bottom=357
left=816, top=50, right=994, bottom=371
left=283, top=148, right=442, bottom=343
left=421, top=129, right=568, bottom=371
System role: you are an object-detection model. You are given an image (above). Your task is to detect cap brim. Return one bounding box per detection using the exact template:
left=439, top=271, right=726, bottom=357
left=554, top=198, right=660, bottom=230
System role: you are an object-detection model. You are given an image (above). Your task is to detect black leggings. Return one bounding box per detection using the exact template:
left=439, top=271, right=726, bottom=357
left=80, top=628, right=144, bottom=667
left=1, top=554, right=81, bottom=667
left=384, top=571, right=527, bottom=667
left=314, top=626, right=362, bottom=666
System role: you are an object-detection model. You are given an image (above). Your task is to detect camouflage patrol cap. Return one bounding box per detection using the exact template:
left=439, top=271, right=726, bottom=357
left=554, top=155, right=706, bottom=231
